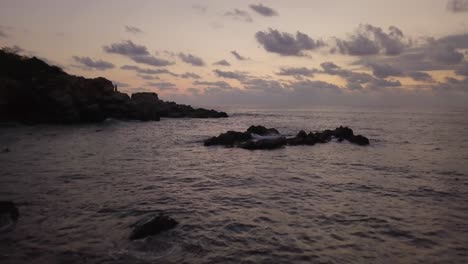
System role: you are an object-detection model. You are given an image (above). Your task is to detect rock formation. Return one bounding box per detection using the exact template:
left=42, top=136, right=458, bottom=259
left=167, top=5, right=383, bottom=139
left=0, top=49, right=227, bottom=124
left=204, top=125, right=370, bottom=150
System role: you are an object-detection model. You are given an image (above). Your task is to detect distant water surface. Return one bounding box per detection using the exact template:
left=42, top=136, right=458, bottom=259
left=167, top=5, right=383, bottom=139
left=1, top=107, right=467, bottom=264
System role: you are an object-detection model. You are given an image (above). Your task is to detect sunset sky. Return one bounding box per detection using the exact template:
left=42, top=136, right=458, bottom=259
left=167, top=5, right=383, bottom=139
left=1, top=0, right=468, bottom=107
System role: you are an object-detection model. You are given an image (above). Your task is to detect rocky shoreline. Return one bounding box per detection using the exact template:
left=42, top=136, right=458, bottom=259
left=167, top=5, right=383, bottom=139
left=205, top=125, right=370, bottom=150
left=0, top=49, right=227, bottom=124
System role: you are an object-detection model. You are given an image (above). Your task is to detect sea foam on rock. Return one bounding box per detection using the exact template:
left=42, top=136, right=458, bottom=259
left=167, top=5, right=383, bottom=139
left=204, top=125, right=370, bottom=150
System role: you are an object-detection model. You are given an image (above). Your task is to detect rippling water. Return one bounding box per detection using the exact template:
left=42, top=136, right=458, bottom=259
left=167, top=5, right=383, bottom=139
left=1, top=107, right=468, bottom=264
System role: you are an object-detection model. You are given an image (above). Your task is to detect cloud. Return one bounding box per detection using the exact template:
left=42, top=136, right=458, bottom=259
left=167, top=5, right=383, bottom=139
left=213, top=59, right=231, bottom=66
left=352, top=33, right=468, bottom=73
left=249, top=4, right=279, bottom=16
left=231, top=51, right=248, bottom=60
left=447, top=0, right=468, bottom=12
left=147, top=81, right=177, bottom=91
left=131, top=55, right=173, bottom=67
left=192, top=4, right=207, bottom=13
left=408, top=71, right=434, bottom=82
left=255, top=29, right=325, bottom=56
left=113, top=81, right=130, bottom=88
left=455, top=62, right=468, bottom=76
left=224, top=9, right=252, bottom=22
left=334, top=24, right=408, bottom=56
left=121, top=65, right=177, bottom=76
left=187, top=87, right=201, bottom=95
left=193, top=80, right=234, bottom=90
left=0, top=30, right=7, bottom=38
left=241, top=78, right=285, bottom=93
left=276, top=67, right=318, bottom=79
left=125, top=25, right=143, bottom=34
left=367, top=63, right=403, bottom=78
left=180, top=72, right=201, bottom=79
left=103, top=40, right=149, bottom=56
left=429, top=44, right=464, bottom=65
left=138, top=74, right=160, bottom=80
left=178, top=53, right=205, bottom=66
left=213, top=69, right=249, bottom=81
left=72, top=56, right=115, bottom=70
left=103, top=40, right=172, bottom=67
left=319, top=61, right=402, bottom=90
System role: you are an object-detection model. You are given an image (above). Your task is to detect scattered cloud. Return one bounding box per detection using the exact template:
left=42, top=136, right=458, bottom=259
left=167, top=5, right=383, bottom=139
left=456, top=62, right=468, bottom=76
left=192, top=4, right=207, bottom=13
left=213, top=69, right=249, bottom=81
left=334, top=24, right=408, bottom=56
left=408, top=71, right=434, bottom=82
left=367, top=63, right=404, bottom=78
left=0, top=30, right=8, bottom=38
left=121, top=65, right=177, bottom=76
left=231, top=51, right=248, bottom=60
left=103, top=40, right=149, bottom=56
left=255, top=28, right=325, bottom=56
left=138, top=74, right=160, bottom=80
left=193, top=80, right=234, bottom=90
left=147, top=81, right=177, bottom=91
left=125, top=25, right=143, bottom=34
left=249, top=4, right=279, bottom=16
left=447, top=0, right=468, bottom=12
left=225, top=9, right=253, bottom=22
left=72, top=56, right=115, bottom=70
left=276, top=67, right=318, bottom=79
left=178, top=53, right=205, bottom=66
left=213, top=59, right=231, bottom=66
left=180, top=72, right=201, bottom=79
left=113, top=81, right=130, bottom=87
left=103, top=40, right=172, bottom=67
left=131, top=55, right=173, bottom=67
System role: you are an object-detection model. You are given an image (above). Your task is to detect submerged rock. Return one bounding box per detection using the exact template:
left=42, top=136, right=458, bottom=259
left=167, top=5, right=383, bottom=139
left=130, top=214, right=178, bottom=240
left=205, top=125, right=370, bottom=150
left=0, top=201, right=19, bottom=231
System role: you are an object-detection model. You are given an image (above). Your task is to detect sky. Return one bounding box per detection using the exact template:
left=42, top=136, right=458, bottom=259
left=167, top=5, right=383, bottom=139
left=1, top=0, right=468, bottom=108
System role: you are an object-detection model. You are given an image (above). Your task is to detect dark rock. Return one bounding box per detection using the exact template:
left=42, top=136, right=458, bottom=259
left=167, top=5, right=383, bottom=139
left=0, top=49, right=228, bottom=124
left=332, top=126, right=354, bottom=140
left=204, top=131, right=252, bottom=146
left=246, top=125, right=279, bottom=136
left=240, top=137, right=287, bottom=150
left=130, top=214, right=178, bottom=240
left=205, top=126, right=369, bottom=150
left=348, top=135, right=370, bottom=146
left=0, top=201, right=19, bottom=221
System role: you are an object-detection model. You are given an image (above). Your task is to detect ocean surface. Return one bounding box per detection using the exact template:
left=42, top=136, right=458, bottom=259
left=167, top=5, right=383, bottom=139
left=1, top=107, right=468, bottom=264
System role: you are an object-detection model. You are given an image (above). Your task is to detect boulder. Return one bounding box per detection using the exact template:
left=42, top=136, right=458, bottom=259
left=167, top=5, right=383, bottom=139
left=204, top=131, right=252, bottom=146
left=348, top=135, right=370, bottom=146
left=130, top=214, right=178, bottom=240
left=246, top=125, right=279, bottom=136
left=205, top=126, right=370, bottom=150
left=239, top=137, right=287, bottom=150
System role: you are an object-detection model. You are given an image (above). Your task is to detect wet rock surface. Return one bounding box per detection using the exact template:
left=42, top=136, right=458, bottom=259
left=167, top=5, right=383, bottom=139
left=205, top=125, right=370, bottom=150
left=130, top=214, right=178, bottom=240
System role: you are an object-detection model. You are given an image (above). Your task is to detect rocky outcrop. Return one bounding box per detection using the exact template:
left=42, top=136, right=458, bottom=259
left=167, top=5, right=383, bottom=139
left=0, top=49, right=228, bottom=124
left=130, top=214, right=178, bottom=240
left=204, top=125, right=370, bottom=150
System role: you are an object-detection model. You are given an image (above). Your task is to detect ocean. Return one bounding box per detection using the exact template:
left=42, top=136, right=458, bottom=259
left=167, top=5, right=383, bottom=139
left=1, top=107, right=467, bottom=264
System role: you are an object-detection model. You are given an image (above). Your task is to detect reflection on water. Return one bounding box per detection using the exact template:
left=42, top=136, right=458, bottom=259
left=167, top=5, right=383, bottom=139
left=0, top=107, right=468, bottom=263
